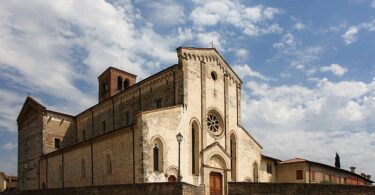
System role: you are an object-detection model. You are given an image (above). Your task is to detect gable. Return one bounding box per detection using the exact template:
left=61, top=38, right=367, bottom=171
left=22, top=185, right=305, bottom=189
left=201, top=142, right=231, bottom=169
left=177, top=47, right=243, bottom=85
left=17, top=96, right=45, bottom=125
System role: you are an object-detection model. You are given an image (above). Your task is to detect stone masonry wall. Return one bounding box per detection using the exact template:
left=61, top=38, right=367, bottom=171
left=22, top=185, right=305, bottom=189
left=0, top=182, right=201, bottom=195
left=41, top=126, right=134, bottom=188
left=75, top=65, right=183, bottom=146
left=18, top=112, right=43, bottom=190
left=228, top=182, right=375, bottom=195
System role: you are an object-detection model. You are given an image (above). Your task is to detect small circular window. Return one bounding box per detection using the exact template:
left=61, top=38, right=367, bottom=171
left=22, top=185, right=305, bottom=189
left=206, top=112, right=223, bottom=136
left=211, top=71, right=217, bottom=80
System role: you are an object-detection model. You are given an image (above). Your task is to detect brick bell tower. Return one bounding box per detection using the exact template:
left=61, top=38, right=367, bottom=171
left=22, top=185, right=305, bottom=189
left=98, top=66, right=137, bottom=102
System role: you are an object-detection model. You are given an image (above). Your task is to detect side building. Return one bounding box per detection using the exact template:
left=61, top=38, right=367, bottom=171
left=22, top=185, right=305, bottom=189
left=0, top=172, right=17, bottom=192
left=259, top=155, right=280, bottom=183
left=276, top=158, right=373, bottom=186
left=17, top=47, right=263, bottom=195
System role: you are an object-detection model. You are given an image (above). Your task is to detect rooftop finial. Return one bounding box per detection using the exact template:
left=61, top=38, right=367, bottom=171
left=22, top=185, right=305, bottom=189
left=209, top=41, right=215, bottom=48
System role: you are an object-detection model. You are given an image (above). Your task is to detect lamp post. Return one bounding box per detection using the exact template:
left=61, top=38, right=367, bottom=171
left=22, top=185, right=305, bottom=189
left=176, top=132, right=183, bottom=182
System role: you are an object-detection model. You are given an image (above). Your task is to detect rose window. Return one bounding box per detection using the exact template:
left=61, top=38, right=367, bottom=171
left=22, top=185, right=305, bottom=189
left=206, top=113, right=222, bottom=135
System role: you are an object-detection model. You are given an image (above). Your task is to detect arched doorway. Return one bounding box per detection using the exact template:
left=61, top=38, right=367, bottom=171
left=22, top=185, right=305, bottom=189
left=208, top=155, right=226, bottom=195
left=168, top=175, right=177, bottom=182
left=210, top=172, right=222, bottom=195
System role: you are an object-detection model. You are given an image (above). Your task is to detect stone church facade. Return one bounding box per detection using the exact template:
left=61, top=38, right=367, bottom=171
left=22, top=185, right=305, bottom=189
left=17, top=47, right=263, bottom=194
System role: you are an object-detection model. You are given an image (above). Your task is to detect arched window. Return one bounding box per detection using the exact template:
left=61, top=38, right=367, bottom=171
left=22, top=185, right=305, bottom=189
left=230, top=133, right=237, bottom=181
left=102, top=82, right=108, bottom=93
left=81, top=159, right=86, bottom=178
left=211, top=71, right=217, bottom=80
left=151, top=137, right=164, bottom=172
left=191, top=120, right=199, bottom=175
left=123, top=79, right=130, bottom=89
left=153, top=144, right=159, bottom=172
left=253, top=162, right=259, bottom=182
left=106, top=153, right=112, bottom=174
left=117, top=76, right=123, bottom=90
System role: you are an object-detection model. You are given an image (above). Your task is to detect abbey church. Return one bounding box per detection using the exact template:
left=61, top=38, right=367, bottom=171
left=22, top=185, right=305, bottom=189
left=17, top=47, right=269, bottom=194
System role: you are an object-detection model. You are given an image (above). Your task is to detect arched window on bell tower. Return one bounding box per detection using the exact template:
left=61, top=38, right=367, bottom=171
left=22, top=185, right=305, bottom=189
left=102, top=82, right=108, bottom=94
left=123, top=78, right=130, bottom=89
left=117, top=76, right=123, bottom=90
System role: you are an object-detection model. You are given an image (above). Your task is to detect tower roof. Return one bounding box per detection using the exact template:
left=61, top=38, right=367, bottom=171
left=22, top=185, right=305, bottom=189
left=98, top=66, right=137, bottom=78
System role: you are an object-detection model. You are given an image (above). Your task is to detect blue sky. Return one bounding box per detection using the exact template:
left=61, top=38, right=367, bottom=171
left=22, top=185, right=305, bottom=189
left=0, top=0, right=374, bottom=178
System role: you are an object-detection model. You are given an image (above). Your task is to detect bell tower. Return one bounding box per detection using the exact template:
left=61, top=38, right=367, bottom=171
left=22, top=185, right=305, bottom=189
left=98, top=66, right=137, bottom=102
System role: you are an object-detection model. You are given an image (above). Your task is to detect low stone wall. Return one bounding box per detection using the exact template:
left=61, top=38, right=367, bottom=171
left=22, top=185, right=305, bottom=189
left=228, top=182, right=375, bottom=195
left=0, top=182, right=201, bottom=195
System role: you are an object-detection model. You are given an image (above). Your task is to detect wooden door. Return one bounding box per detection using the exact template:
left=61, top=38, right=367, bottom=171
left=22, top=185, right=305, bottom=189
left=210, top=172, right=222, bottom=195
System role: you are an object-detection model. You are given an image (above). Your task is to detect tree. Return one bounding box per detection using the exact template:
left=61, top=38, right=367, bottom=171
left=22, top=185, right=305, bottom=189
left=335, top=153, right=341, bottom=168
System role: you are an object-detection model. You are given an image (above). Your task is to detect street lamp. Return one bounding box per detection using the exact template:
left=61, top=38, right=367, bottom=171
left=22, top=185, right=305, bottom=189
left=176, top=132, right=183, bottom=182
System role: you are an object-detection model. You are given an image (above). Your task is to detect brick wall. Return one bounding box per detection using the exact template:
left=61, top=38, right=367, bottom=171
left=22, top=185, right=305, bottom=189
left=0, top=182, right=201, bottom=195
left=228, top=182, right=375, bottom=195
left=43, top=112, right=76, bottom=153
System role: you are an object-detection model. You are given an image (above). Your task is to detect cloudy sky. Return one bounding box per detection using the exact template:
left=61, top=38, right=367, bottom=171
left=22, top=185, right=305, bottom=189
left=1, top=0, right=375, bottom=178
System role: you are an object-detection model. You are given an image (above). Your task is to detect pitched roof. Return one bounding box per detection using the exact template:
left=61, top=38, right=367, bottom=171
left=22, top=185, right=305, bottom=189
left=278, top=158, right=307, bottom=164
left=17, top=96, right=46, bottom=122
left=261, top=154, right=281, bottom=162
left=97, top=66, right=137, bottom=78
left=201, top=141, right=231, bottom=158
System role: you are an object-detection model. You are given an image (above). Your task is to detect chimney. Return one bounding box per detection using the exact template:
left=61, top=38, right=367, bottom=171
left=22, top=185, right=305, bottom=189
left=350, top=166, right=356, bottom=173
left=367, top=175, right=371, bottom=180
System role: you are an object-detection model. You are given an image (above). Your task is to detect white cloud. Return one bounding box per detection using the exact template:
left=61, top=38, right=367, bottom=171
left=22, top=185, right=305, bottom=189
left=0, top=0, right=183, bottom=119
left=176, top=27, right=194, bottom=42
left=235, top=48, right=249, bottom=59
left=343, top=26, right=359, bottom=45
left=143, top=1, right=186, bottom=26
left=272, top=45, right=322, bottom=75
left=270, top=34, right=323, bottom=76
left=320, top=64, right=348, bottom=76
left=190, top=1, right=282, bottom=37
left=233, top=64, right=269, bottom=81
left=343, top=19, right=375, bottom=45
left=372, top=0, right=375, bottom=8
left=295, top=64, right=305, bottom=70
left=273, top=33, right=297, bottom=49
left=242, top=78, right=375, bottom=177
left=196, top=31, right=224, bottom=51
left=294, top=22, right=306, bottom=30
left=2, top=142, right=17, bottom=150
left=0, top=88, right=25, bottom=132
